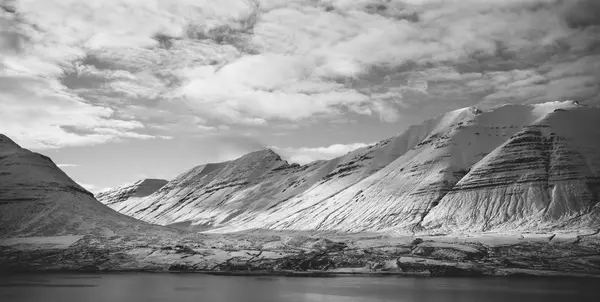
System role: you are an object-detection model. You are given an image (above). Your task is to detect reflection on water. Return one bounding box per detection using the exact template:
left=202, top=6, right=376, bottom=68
left=0, top=273, right=598, bottom=302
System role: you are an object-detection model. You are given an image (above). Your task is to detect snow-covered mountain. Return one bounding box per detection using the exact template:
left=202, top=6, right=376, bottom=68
left=96, top=179, right=167, bottom=212
left=0, top=134, right=159, bottom=237
left=97, top=101, right=600, bottom=234
left=422, top=103, right=600, bottom=233
left=96, top=117, right=442, bottom=231
left=97, top=150, right=335, bottom=230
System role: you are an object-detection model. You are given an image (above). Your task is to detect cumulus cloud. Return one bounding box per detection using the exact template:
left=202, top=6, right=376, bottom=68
left=0, top=73, right=168, bottom=148
left=57, top=164, right=79, bottom=168
left=76, top=182, right=97, bottom=192
left=85, top=184, right=116, bottom=195
left=273, top=142, right=374, bottom=164
left=2, top=0, right=600, bottom=149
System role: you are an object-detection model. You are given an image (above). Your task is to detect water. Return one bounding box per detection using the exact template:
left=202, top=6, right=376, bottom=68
left=0, top=273, right=598, bottom=302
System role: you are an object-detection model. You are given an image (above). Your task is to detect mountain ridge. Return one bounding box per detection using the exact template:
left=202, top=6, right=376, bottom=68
left=95, top=100, right=600, bottom=234
left=0, top=134, right=20, bottom=150
left=0, top=137, right=168, bottom=237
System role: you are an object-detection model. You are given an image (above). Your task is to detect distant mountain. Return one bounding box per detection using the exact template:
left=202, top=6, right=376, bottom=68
left=0, top=134, right=159, bottom=237
left=96, top=179, right=167, bottom=212
left=97, top=101, right=600, bottom=234
left=97, top=150, right=334, bottom=230
left=96, top=118, right=442, bottom=231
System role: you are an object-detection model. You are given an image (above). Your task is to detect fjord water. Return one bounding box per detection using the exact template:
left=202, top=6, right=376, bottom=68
left=1, top=274, right=598, bottom=302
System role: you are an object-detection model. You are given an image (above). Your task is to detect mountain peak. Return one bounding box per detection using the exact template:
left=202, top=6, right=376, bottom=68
left=0, top=134, right=21, bottom=151
left=450, top=106, right=481, bottom=115
left=135, top=178, right=169, bottom=186
left=237, top=148, right=283, bottom=162
left=132, top=179, right=168, bottom=197
left=256, top=148, right=279, bottom=156
left=532, top=100, right=583, bottom=109
left=97, top=178, right=169, bottom=204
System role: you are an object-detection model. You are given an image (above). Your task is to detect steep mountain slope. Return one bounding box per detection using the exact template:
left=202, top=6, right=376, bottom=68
left=100, top=111, right=462, bottom=231
left=216, top=106, right=485, bottom=232
left=421, top=105, right=600, bottom=232
left=97, top=150, right=327, bottom=229
left=97, top=179, right=167, bottom=212
left=217, top=101, right=599, bottom=233
left=99, top=101, right=599, bottom=234
left=0, top=134, right=158, bottom=237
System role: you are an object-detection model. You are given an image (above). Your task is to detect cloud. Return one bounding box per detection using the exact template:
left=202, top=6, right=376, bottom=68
left=2, top=0, right=600, bottom=150
left=0, top=73, right=169, bottom=149
left=76, top=182, right=96, bottom=192
left=204, top=134, right=267, bottom=162
left=57, top=164, right=79, bottom=168
left=561, top=0, right=600, bottom=29
left=81, top=184, right=114, bottom=195
left=273, top=142, right=374, bottom=164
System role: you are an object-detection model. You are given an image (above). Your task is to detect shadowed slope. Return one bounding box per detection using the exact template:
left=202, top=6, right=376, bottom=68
left=0, top=134, right=165, bottom=237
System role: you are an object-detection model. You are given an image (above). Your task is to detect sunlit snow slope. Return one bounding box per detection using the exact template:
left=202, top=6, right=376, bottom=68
left=97, top=179, right=167, bottom=212
left=98, top=101, right=600, bottom=234
left=97, top=122, right=439, bottom=231
left=422, top=104, right=600, bottom=232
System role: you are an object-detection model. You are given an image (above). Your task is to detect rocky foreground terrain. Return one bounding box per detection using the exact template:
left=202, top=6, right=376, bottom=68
left=2, top=230, right=600, bottom=277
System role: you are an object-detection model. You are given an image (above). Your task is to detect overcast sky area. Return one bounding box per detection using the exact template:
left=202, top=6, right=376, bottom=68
left=1, top=0, right=599, bottom=192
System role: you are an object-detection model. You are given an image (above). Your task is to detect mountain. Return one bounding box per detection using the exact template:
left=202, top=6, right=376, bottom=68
left=215, top=106, right=486, bottom=232
left=422, top=103, right=600, bottom=233
left=240, top=101, right=599, bottom=234
left=0, top=134, right=157, bottom=237
left=96, top=179, right=167, bottom=212
left=96, top=116, right=447, bottom=231
left=98, top=101, right=600, bottom=234
left=96, top=150, right=333, bottom=230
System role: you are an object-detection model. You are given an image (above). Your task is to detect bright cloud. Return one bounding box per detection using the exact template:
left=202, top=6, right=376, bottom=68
left=57, top=163, right=79, bottom=168
left=273, top=142, right=374, bottom=164
left=0, top=73, right=166, bottom=148
left=76, top=181, right=97, bottom=191
left=1, top=0, right=599, bottom=150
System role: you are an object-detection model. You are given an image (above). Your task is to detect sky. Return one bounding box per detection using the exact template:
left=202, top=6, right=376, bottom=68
left=1, top=0, right=599, bottom=192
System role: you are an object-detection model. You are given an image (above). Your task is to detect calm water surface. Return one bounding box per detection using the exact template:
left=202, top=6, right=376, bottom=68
left=0, top=273, right=598, bottom=302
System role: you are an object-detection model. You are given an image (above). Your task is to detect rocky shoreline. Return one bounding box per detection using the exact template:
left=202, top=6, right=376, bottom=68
left=2, top=232, right=599, bottom=278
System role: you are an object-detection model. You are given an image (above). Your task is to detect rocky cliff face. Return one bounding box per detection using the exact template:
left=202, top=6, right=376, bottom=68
left=97, top=101, right=600, bottom=234
left=0, top=134, right=160, bottom=238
